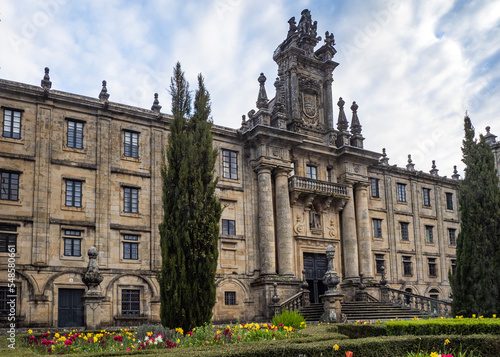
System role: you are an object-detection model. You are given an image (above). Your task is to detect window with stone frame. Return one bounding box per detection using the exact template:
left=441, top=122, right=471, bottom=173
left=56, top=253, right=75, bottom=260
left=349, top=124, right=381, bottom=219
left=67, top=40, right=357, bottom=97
left=370, top=178, right=380, bottom=198
left=425, top=225, right=434, bottom=244
left=428, top=258, right=437, bottom=277
left=375, top=254, right=385, bottom=274
left=123, top=234, right=139, bottom=260
left=306, top=165, right=317, bottom=180
left=400, top=222, right=409, bottom=241
left=123, top=187, right=139, bottom=213
left=0, top=224, right=17, bottom=253
left=397, top=183, right=406, bottom=202
left=373, top=218, right=382, bottom=238
left=124, top=130, right=139, bottom=158
left=423, top=188, right=431, bottom=207
left=327, top=168, right=333, bottom=182
left=66, top=120, right=84, bottom=149
left=222, top=219, right=235, bottom=236
left=0, top=286, right=15, bottom=317
left=402, top=256, right=413, bottom=276
left=222, top=149, right=238, bottom=179
left=448, top=228, right=456, bottom=246
left=224, top=291, right=236, bottom=306
left=2, top=109, right=22, bottom=139
left=446, top=192, right=453, bottom=210
left=1, top=171, right=20, bottom=201
left=65, top=180, right=82, bottom=207
left=63, top=230, right=82, bottom=257
left=451, top=259, right=457, bottom=275
left=121, top=289, right=140, bottom=316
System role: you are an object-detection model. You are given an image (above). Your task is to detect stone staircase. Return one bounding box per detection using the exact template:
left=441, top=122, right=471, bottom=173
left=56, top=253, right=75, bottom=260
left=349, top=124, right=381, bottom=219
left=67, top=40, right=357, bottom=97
left=341, top=301, right=427, bottom=322
left=299, top=303, right=324, bottom=322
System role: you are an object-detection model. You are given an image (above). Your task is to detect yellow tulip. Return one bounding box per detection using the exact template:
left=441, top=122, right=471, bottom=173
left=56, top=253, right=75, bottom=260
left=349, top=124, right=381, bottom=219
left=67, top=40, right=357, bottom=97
left=333, top=344, right=339, bottom=350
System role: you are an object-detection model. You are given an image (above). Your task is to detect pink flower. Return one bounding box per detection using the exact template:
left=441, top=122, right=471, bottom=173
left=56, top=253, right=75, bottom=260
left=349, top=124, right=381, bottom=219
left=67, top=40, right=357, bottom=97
left=126, top=348, right=131, bottom=351
left=205, top=340, right=209, bottom=344
left=113, top=335, right=123, bottom=342
left=64, top=340, right=72, bottom=346
left=238, top=335, right=242, bottom=339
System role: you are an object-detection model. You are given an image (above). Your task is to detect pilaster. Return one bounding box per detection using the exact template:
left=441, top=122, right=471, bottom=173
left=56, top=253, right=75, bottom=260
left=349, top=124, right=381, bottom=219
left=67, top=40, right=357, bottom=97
left=341, top=184, right=358, bottom=279
left=256, top=165, right=276, bottom=275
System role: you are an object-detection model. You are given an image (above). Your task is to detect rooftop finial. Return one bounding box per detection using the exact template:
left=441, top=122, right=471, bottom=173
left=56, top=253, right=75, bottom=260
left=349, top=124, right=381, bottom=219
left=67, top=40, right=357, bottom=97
left=379, top=148, right=390, bottom=166
left=406, top=154, right=415, bottom=171
left=41, top=67, right=52, bottom=91
left=350, top=101, right=362, bottom=135
left=151, top=93, right=162, bottom=113
left=99, top=80, right=110, bottom=102
left=452, top=165, right=460, bottom=180
left=430, top=160, right=439, bottom=175
left=256, top=73, right=269, bottom=110
left=336, top=97, right=348, bottom=131
left=287, top=17, right=297, bottom=37
left=324, top=31, right=335, bottom=47
left=484, top=125, right=497, bottom=145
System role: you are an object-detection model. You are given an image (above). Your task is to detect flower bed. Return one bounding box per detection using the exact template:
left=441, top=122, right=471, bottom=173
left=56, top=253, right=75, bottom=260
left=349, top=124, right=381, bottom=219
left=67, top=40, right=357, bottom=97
left=21, top=323, right=303, bottom=355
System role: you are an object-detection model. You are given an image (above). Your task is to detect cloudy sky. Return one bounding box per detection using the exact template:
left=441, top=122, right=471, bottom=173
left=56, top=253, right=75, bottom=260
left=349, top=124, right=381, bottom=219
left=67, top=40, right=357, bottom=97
left=1, top=0, right=499, bottom=176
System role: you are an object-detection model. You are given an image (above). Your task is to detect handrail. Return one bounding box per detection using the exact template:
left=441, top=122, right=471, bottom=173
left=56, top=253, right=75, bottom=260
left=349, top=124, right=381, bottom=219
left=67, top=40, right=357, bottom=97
left=289, top=176, right=349, bottom=196
left=381, top=287, right=452, bottom=317
left=270, top=288, right=310, bottom=317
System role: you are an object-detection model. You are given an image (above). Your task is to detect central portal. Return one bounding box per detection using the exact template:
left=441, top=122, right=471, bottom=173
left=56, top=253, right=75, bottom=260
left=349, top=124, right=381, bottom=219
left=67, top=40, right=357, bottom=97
left=303, top=253, right=327, bottom=303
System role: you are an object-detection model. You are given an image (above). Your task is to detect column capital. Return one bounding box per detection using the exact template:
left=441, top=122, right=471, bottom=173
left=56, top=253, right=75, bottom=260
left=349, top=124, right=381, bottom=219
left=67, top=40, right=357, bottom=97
left=354, top=181, right=370, bottom=191
left=274, top=166, right=293, bottom=176
left=254, top=163, right=274, bottom=174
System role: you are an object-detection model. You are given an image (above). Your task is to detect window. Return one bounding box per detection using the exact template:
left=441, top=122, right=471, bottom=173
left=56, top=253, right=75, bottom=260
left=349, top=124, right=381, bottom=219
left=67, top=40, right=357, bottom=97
left=67, top=120, right=84, bottom=149
left=1, top=171, right=19, bottom=201
left=0, top=286, right=15, bottom=317
left=0, top=224, right=17, bottom=253
left=423, top=188, right=431, bottom=207
left=448, top=229, right=456, bottom=246
left=327, top=168, right=333, bottom=182
left=429, top=288, right=439, bottom=312
left=400, top=222, right=409, bottom=241
left=222, top=219, right=235, bottom=236
left=63, top=230, right=81, bottom=256
left=370, top=178, right=380, bottom=198
left=123, top=234, right=139, bottom=260
left=375, top=254, right=385, bottom=274
left=124, top=131, right=139, bottom=158
left=373, top=219, right=382, bottom=238
left=397, top=183, right=406, bottom=202
left=306, top=165, right=317, bottom=180
left=428, top=258, right=437, bottom=277
left=451, top=259, right=456, bottom=275
left=121, top=289, right=140, bottom=317
left=403, top=256, right=412, bottom=276
left=65, top=180, right=82, bottom=207
left=3, top=109, right=21, bottom=139
left=425, top=225, right=434, bottom=244
left=224, top=291, right=236, bottom=306
left=446, top=193, right=453, bottom=210
left=123, top=187, right=139, bottom=213
left=222, top=149, right=238, bottom=179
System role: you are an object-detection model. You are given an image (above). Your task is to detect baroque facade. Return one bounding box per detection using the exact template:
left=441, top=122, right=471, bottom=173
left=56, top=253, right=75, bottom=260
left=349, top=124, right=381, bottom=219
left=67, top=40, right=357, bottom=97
left=1, top=10, right=462, bottom=327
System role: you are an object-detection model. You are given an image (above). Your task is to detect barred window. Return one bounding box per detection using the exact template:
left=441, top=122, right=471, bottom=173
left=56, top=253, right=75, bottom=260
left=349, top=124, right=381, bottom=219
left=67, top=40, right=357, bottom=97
left=121, top=289, right=140, bottom=316
left=1, top=171, right=19, bottom=201
left=124, top=131, right=139, bottom=158
left=423, top=188, right=431, bottom=207
left=3, top=109, right=22, bottom=139
left=222, top=150, right=238, bottom=179
left=123, top=187, right=139, bottom=213
left=0, top=224, right=17, bottom=253
left=65, top=180, right=82, bottom=207
left=448, top=229, right=456, bottom=246
left=397, top=183, right=406, bottom=202
left=224, top=291, right=236, bottom=306
left=67, top=120, right=84, bottom=149
left=373, top=219, right=382, bottom=238
left=222, top=219, right=235, bottom=236
left=370, top=178, right=380, bottom=198
left=0, top=286, right=16, bottom=317
left=400, top=222, right=409, bottom=241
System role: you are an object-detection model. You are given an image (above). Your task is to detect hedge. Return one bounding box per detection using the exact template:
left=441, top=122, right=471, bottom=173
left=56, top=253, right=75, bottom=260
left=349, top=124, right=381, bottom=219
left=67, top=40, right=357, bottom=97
left=386, top=318, right=500, bottom=336
left=332, top=324, right=387, bottom=339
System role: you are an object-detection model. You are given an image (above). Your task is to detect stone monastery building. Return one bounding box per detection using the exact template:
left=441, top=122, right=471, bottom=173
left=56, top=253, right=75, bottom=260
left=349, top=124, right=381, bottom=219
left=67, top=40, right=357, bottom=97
left=1, top=9, right=477, bottom=327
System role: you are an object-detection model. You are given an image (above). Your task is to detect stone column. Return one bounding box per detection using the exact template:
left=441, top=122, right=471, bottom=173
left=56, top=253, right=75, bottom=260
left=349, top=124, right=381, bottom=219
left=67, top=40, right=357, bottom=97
left=256, top=165, right=276, bottom=275
left=341, top=185, right=359, bottom=279
left=324, top=77, right=334, bottom=129
left=275, top=168, right=294, bottom=276
left=354, top=183, right=373, bottom=279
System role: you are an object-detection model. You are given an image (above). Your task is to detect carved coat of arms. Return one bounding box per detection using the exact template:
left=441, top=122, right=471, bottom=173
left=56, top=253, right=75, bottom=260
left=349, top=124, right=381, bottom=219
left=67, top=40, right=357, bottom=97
left=302, top=93, right=317, bottom=121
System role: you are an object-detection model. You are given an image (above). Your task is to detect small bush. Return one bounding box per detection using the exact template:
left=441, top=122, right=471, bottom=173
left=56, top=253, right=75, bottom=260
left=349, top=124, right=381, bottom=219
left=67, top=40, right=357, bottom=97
left=334, top=323, right=387, bottom=339
left=386, top=317, right=500, bottom=336
left=135, top=323, right=180, bottom=341
left=272, top=310, right=306, bottom=330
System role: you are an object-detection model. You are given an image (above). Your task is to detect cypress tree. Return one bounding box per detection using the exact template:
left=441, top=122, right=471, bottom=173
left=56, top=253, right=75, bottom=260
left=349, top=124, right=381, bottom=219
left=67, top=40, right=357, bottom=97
left=451, top=115, right=500, bottom=317
left=158, top=63, right=221, bottom=330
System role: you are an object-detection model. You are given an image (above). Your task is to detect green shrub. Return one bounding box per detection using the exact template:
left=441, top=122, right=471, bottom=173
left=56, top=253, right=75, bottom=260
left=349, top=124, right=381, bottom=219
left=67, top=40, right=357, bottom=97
left=386, top=318, right=500, bottom=336
left=272, top=310, right=306, bottom=329
left=334, top=323, right=387, bottom=339
left=135, top=323, right=180, bottom=341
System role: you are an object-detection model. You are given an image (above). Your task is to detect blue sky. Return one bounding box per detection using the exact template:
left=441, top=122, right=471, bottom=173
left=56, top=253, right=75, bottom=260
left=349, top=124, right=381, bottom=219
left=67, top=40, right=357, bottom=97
left=1, top=0, right=499, bottom=176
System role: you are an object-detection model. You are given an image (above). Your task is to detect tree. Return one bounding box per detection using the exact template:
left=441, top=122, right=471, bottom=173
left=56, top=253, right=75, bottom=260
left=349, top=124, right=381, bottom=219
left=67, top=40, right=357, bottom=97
left=451, top=114, right=500, bottom=317
left=158, top=62, right=222, bottom=330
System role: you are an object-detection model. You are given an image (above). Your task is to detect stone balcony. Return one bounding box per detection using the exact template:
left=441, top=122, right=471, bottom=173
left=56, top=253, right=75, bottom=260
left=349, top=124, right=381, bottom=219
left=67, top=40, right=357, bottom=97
left=288, top=176, right=349, bottom=197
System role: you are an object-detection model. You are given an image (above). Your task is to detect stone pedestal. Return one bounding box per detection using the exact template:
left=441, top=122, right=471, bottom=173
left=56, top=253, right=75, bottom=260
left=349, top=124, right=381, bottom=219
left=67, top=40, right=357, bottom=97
left=82, top=294, right=104, bottom=330
left=320, top=293, right=344, bottom=323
